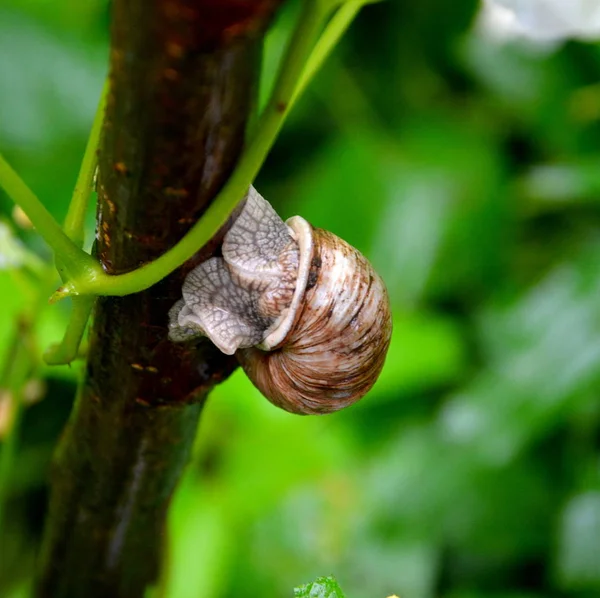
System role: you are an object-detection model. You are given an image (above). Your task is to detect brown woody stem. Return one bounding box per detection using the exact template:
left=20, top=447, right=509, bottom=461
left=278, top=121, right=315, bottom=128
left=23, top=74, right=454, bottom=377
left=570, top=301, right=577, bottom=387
left=36, top=1, right=283, bottom=596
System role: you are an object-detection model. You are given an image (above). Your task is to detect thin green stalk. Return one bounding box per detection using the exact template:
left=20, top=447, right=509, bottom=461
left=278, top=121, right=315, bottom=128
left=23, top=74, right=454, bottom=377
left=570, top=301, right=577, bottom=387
left=0, top=155, right=98, bottom=278
left=292, top=1, right=365, bottom=107
left=43, top=296, right=94, bottom=365
left=64, top=80, right=108, bottom=247
left=43, top=83, right=107, bottom=365
left=55, top=0, right=329, bottom=300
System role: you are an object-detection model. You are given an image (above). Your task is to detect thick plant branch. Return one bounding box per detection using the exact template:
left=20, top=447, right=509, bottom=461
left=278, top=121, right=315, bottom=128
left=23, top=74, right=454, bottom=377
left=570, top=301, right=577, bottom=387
left=36, top=1, right=283, bottom=597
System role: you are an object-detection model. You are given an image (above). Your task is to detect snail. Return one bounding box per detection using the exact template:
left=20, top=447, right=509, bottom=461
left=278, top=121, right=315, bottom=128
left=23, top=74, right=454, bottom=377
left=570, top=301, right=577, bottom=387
left=168, top=187, right=392, bottom=415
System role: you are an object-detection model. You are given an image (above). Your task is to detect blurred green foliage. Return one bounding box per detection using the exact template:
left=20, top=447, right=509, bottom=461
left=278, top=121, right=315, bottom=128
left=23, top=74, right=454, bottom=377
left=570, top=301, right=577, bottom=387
left=1, top=0, right=600, bottom=597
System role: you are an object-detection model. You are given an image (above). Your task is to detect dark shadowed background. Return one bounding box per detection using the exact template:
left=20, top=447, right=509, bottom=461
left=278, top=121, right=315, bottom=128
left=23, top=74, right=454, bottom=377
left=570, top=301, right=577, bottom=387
left=1, top=0, right=600, bottom=596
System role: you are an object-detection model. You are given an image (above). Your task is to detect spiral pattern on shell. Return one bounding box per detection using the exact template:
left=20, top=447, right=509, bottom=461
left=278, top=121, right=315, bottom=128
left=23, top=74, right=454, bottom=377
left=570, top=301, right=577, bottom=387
left=237, top=223, right=392, bottom=414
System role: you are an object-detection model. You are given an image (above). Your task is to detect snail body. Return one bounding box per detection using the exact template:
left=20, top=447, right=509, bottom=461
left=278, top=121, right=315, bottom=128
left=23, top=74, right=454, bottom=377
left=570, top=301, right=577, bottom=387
left=169, top=187, right=392, bottom=415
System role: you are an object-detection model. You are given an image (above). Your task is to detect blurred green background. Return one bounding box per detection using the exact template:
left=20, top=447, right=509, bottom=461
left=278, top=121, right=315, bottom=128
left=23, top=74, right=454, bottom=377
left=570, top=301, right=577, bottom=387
left=2, top=0, right=600, bottom=597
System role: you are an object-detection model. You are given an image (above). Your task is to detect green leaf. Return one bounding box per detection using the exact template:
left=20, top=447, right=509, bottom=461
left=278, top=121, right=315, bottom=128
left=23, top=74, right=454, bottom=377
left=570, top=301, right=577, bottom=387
left=439, top=242, right=600, bottom=464
left=294, top=575, right=346, bottom=598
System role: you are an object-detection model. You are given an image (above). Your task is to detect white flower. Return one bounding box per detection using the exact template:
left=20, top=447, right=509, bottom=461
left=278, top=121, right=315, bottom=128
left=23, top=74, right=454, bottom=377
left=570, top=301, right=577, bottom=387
left=479, top=0, right=600, bottom=42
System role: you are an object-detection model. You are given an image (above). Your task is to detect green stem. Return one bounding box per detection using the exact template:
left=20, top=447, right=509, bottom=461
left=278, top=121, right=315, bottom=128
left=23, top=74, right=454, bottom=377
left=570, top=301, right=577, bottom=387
left=58, top=0, right=329, bottom=299
left=43, top=296, right=95, bottom=365
left=44, top=82, right=107, bottom=365
left=64, top=80, right=108, bottom=247
left=292, top=1, right=365, bottom=107
left=0, top=155, right=98, bottom=278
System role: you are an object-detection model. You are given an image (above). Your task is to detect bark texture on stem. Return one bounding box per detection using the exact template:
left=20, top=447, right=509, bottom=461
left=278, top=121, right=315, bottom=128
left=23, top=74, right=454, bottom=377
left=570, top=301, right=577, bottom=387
left=37, top=2, right=283, bottom=596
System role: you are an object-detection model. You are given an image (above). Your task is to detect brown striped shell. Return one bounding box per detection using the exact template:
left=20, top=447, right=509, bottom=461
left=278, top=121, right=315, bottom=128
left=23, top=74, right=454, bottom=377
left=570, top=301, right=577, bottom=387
left=237, top=219, right=392, bottom=414
left=168, top=187, right=392, bottom=415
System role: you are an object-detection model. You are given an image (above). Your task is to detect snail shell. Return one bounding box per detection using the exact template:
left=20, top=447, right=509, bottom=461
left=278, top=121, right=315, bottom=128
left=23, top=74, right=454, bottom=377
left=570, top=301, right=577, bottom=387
left=169, top=187, right=392, bottom=415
